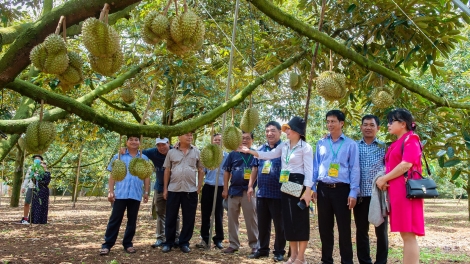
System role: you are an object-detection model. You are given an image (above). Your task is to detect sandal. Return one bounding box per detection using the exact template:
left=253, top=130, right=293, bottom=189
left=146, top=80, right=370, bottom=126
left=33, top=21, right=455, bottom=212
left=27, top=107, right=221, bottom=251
left=124, top=247, right=137, bottom=254
left=294, top=259, right=307, bottom=264
left=99, top=248, right=110, bottom=256
left=283, top=258, right=295, bottom=264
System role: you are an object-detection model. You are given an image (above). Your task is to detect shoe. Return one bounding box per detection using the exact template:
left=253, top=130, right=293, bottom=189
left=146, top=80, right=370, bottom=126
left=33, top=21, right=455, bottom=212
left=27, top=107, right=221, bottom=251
left=180, top=246, right=191, bottom=253
left=274, top=254, right=284, bottom=262
left=284, top=257, right=295, bottom=264
left=99, top=248, right=110, bottom=256
left=174, top=239, right=180, bottom=248
left=248, top=251, right=269, bottom=259
left=151, top=240, right=164, bottom=248
left=214, top=241, right=224, bottom=249
left=222, top=247, right=238, bottom=253
left=293, top=259, right=307, bottom=264
left=196, top=240, right=208, bottom=249
left=19, top=217, right=29, bottom=224
left=162, top=245, right=172, bottom=253
left=251, top=248, right=258, bottom=254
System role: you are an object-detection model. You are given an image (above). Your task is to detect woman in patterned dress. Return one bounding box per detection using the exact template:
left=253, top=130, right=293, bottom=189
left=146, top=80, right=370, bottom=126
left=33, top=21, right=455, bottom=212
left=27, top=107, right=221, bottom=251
left=31, top=161, right=51, bottom=224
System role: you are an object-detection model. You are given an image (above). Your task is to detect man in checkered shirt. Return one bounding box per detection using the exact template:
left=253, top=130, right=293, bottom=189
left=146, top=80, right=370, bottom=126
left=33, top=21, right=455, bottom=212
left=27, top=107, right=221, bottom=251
left=354, top=115, right=388, bottom=264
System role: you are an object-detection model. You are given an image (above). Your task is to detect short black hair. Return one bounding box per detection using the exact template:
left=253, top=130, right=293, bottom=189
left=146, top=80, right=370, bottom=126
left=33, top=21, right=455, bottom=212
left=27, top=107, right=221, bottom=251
left=126, top=135, right=140, bottom=141
left=265, top=121, right=281, bottom=130
left=213, top=133, right=221, bottom=138
left=326, top=110, right=345, bottom=122
left=242, top=131, right=254, bottom=139
left=361, top=115, right=380, bottom=126
left=387, top=108, right=416, bottom=131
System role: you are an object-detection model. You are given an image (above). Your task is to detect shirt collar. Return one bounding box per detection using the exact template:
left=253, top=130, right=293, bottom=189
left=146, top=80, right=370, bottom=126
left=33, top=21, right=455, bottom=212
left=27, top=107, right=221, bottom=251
left=174, top=142, right=194, bottom=150
left=327, top=133, right=345, bottom=141
left=359, top=137, right=379, bottom=144
left=264, top=140, right=282, bottom=149
left=125, top=148, right=143, bottom=157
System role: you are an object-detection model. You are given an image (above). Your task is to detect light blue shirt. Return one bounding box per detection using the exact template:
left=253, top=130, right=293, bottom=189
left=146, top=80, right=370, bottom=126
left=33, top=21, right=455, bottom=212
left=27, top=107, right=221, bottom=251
left=312, top=133, right=360, bottom=198
left=107, top=150, right=149, bottom=201
left=204, top=152, right=228, bottom=186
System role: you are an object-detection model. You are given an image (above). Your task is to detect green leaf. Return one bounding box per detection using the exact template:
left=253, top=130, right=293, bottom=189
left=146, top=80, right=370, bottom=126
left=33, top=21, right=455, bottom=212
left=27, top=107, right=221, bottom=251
left=347, top=4, right=356, bottom=13
left=436, top=149, right=447, bottom=157
left=443, top=158, right=461, bottom=168
left=438, top=156, right=445, bottom=167
left=451, top=168, right=462, bottom=181
left=447, top=147, right=454, bottom=158
left=463, top=128, right=470, bottom=142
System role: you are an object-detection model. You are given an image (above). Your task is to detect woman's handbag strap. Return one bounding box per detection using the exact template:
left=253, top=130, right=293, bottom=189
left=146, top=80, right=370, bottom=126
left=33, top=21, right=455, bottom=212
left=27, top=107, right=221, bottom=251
left=400, top=135, right=431, bottom=179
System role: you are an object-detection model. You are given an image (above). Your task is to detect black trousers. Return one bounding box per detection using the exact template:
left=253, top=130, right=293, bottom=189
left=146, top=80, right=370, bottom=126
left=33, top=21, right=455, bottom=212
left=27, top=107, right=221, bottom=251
left=353, top=196, right=389, bottom=264
left=317, top=182, right=353, bottom=264
left=102, top=199, right=141, bottom=250
left=257, top=197, right=286, bottom=256
left=200, top=184, right=224, bottom=244
left=164, top=191, right=198, bottom=248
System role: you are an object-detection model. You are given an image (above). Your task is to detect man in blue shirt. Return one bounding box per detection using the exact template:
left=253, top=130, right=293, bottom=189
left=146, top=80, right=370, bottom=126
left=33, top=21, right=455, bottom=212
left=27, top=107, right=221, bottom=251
left=247, top=121, right=285, bottom=261
left=196, top=133, right=228, bottom=250
left=100, top=135, right=150, bottom=255
left=222, top=131, right=259, bottom=254
left=312, top=110, right=360, bottom=264
left=354, top=115, right=388, bottom=264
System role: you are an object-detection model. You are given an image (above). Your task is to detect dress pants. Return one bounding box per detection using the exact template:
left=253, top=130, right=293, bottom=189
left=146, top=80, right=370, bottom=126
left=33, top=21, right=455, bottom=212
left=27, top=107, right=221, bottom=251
left=200, top=184, right=224, bottom=244
left=102, top=199, right=141, bottom=250
left=317, top=182, right=353, bottom=264
left=154, top=191, right=180, bottom=242
left=227, top=191, right=259, bottom=249
left=353, top=196, right=389, bottom=264
left=164, top=191, right=198, bottom=248
left=257, top=197, right=286, bottom=256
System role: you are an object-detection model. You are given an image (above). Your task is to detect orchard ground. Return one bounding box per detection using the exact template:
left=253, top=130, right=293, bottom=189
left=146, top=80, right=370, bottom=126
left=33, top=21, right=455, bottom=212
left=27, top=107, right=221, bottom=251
left=0, top=197, right=469, bottom=264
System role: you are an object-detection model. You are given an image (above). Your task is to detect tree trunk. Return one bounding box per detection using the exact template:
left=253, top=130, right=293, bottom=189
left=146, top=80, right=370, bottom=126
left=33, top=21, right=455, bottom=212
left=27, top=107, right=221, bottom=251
left=467, top=177, right=470, bottom=222
left=10, top=147, right=24, bottom=207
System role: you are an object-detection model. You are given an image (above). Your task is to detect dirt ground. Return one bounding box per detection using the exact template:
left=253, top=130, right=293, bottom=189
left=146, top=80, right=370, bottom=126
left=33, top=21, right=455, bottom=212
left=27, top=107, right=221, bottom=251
left=0, top=197, right=469, bottom=264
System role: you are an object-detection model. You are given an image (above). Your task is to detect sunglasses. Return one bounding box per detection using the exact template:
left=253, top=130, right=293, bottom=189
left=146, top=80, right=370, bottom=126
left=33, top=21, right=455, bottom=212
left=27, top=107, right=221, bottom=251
left=387, top=119, right=401, bottom=125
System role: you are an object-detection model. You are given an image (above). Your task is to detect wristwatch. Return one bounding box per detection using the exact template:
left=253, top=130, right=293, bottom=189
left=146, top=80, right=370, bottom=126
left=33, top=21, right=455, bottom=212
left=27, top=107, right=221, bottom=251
left=144, top=192, right=149, bottom=195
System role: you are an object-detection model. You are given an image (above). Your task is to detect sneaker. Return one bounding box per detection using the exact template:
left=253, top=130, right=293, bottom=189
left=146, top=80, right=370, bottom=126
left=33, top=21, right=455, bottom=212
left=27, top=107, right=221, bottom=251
left=19, top=217, right=29, bottom=224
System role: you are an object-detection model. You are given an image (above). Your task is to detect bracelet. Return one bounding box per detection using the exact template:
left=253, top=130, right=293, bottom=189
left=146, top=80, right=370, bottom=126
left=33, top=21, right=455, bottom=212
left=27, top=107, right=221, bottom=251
left=144, top=192, right=149, bottom=195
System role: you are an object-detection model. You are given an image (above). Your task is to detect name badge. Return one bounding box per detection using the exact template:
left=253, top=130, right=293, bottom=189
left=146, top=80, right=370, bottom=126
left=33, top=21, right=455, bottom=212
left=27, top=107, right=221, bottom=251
left=279, top=169, right=290, bottom=183
left=244, top=168, right=252, bottom=180
left=328, top=163, right=339, bottom=177
left=261, top=160, right=272, bottom=174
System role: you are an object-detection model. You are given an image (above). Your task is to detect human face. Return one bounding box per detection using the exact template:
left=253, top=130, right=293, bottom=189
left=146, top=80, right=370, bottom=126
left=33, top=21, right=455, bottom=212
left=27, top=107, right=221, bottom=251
left=178, top=132, right=193, bottom=145
left=360, top=118, right=379, bottom=140
left=326, top=115, right=343, bottom=134
left=212, top=135, right=222, bottom=146
left=284, top=128, right=300, bottom=141
left=126, top=137, right=140, bottom=150
left=387, top=118, right=407, bottom=136
left=241, top=133, right=253, bottom=148
left=156, top=142, right=170, bottom=155
left=265, top=125, right=281, bottom=146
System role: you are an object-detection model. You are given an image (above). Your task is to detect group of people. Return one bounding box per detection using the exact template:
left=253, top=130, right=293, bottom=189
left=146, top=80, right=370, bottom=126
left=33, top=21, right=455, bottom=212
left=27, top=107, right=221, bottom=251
left=99, top=108, right=425, bottom=264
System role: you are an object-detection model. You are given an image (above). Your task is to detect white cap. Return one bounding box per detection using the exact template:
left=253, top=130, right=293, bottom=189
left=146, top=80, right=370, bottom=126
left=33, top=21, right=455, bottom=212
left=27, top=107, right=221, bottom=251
left=155, top=138, right=169, bottom=144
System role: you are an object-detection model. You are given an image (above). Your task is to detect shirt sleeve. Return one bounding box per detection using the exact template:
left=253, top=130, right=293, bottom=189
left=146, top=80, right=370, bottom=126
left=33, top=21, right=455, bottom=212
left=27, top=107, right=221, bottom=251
left=402, top=134, right=421, bottom=166
left=223, top=152, right=233, bottom=172
left=257, top=143, right=283, bottom=160
left=312, top=142, right=320, bottom=192
left=196, top=149, right=203, bottom=169
left=107, top=154, right=118, bottom=172
left=348, top=141, right=360, bottom=198
left=302, top=143, right=314, bottom=187
left=22, top=168, right=31, bottom=189
left=163, top=151, right=171, bottom=168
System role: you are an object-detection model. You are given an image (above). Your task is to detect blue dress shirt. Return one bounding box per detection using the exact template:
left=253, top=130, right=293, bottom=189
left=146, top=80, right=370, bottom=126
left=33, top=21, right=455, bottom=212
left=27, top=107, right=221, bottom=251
left=251, top=140, right=282, bottom=199
left=107, top=149, right=149, bottom=201
left=312, top=133, right=360, bottom=198
left=204, top=152, right=228, bottom=186
left=223, top=151, right=256, bottom=197
left=357, top=138, right=386, bottom=197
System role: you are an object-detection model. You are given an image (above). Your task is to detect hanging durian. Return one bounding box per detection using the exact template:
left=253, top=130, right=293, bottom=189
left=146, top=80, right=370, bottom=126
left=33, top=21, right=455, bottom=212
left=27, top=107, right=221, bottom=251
left=24, top=121, right=56, bottom=154
left=129, top=157, right=153, bottom=180
left=82, top=17, right=121, bottom=57
left=58, top=51, right=84, bottom=91
left=121, top=88, right=135, bottom=104
left=316, top=71, right=347, bottom=101
left=30, top=34, right=69, bottom=75
left=240, top=108, right=259, bottom=133
left=222, top=126, right=242, bottom=151
left=200, top=144, right=224, bottom=170
left=111, top=159, right=127, bottom=181
left=371, top=86, right=394, bottom=108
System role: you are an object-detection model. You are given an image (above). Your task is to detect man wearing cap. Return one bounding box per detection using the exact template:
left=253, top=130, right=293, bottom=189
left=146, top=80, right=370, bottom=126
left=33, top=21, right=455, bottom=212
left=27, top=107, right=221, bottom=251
left=247, top=121, right=286, bottom=261
left=196, top=133, right=228, bottom=250
left=19, top=154, right=43, bottom=224
left=312, top=110, right=360, bottom=264
left=222, top=131, right=259, bottom=255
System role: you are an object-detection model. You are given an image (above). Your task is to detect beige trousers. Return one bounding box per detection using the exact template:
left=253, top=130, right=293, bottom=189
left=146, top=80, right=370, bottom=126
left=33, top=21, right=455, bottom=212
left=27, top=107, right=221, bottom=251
left=227, top=190, right=259, bottom=249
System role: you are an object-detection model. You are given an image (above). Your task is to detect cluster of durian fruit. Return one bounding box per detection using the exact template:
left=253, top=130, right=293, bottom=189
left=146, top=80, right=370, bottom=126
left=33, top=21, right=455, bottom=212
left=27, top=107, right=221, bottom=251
left=316, top=71, right=347, bottom=101
left=23, top=121, right=56, bottom=154
left=370, top=86, right=394, bottom=108
left=111, top=154, right=154, bottom=182
left=200, top=108, right=259, bottom=170
left=141, top=0, right=205, bottom=56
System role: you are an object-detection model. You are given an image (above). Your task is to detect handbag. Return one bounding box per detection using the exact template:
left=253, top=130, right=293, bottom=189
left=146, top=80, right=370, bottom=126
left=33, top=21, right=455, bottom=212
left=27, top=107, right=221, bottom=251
left=281, top=181, right=303, bottom=197
left=401, top=137, right=439, bottom=199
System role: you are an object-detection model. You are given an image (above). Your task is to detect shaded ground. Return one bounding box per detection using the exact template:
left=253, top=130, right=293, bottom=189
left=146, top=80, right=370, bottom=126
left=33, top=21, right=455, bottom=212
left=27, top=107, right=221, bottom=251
left=0, top=197, right=469, bottom=264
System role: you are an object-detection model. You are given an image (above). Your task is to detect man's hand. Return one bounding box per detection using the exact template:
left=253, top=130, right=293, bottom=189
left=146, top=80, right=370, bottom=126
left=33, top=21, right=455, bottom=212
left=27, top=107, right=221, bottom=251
left=311, top=191, right=317, bottom=203
left=247, top=186, right=254, bottom=202
left=21, top=188, right=25, bottom=194
left=119, top=147, right=127, bottom=155
left=143, top=193, right=149, bottom=203
left=108, top=192, right=115, bottom=203
left=222, top=189, right=228, bottom=199
left=237, top=146, right=250, bottom=153
left=197, top=187, right=202, bottom=195
left=163, top=189, right=168, bottom=200
left=347, top=197, right=357, bottom=210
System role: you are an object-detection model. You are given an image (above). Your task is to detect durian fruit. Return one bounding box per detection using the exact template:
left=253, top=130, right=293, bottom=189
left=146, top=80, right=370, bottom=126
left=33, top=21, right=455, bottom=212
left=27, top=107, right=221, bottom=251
left=316, top=71, right=347, bottom=101
left=169, top=8, right=205, bottom=53
left=240, top=108, right=259, bottom=133
left=58, top=51, right=84, bottom=91
left=200, top=144, right=223, bottom=170
left=88, top=49, right=123, bottom=76
left=371, top=87, right=394, bottom=108
left=222, top=126, right=242, bottom=151
left=141, top=11, right=170, bottom=45
left=111, top=159, right=127, bottom=181
left=129, top=157, right=154, bottom=180
left=82, top=17, right=121, bottom=57
left=289, top=72, right=303, bottom=90
left=167, top=37, right=190, bottom=57
left=30, top=34, right=69, bottom=75
left=121, top=88, right=135, bottom=104
left=24, top=121, right=56, bottom=154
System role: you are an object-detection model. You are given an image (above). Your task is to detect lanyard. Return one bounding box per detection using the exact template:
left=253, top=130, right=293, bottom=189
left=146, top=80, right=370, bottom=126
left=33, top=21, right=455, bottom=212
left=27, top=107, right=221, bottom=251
left=328, top=137, right=344, bottom=161
left=239, top=152, right=252, bottom=167
left=285, top=145, right=298, bottom=165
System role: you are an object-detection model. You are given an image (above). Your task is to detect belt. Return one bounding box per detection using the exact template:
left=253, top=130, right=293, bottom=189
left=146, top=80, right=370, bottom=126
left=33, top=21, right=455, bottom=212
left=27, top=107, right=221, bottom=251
left=318, top=181, right=349, bottom=188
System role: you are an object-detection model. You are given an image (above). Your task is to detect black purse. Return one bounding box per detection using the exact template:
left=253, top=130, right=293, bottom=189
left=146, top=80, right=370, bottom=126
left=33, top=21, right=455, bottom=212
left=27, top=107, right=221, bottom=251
left=401, top=137, right=439, bottom=199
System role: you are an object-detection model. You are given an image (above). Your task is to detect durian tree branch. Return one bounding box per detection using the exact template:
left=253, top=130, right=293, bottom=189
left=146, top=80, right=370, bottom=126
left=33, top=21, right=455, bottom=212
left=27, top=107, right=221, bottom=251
left=98, top=96, right=145, bottom=124
left=4, top=52, right=305, bottom=137
left=0, top=0, right=141, bottom=88
left=0, top=62, right=152, bottom=134
left=249, top=0, right=470, bottom=110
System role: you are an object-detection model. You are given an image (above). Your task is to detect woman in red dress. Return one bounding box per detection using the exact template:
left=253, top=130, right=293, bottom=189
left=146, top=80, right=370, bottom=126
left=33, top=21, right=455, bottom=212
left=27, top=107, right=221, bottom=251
left=376, top=109, right=424, bottom=264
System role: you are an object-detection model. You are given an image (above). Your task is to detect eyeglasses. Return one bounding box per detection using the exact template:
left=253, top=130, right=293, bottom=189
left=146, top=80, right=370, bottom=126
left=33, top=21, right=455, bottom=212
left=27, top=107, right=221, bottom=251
left=388, top=119, right=400, bottom=125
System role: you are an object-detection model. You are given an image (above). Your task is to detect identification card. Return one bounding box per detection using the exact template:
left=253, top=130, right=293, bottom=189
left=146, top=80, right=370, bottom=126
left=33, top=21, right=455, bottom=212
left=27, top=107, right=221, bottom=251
left=261, top=160, right=272, bottom=174
left=279, top=169, right=290, bottom=183
left=328, top=163, right=339, bottom=177
left=244, top=168, right=252, bottom=180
